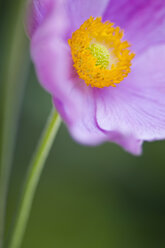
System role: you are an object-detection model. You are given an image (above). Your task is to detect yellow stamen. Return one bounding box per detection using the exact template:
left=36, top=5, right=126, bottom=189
left=68, top=17, right=135, bottom=88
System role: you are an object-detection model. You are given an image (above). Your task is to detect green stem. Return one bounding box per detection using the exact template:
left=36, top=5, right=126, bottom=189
left=0, top=2, right=29, bottom=246
left=7, top=109, right=61, bottom=248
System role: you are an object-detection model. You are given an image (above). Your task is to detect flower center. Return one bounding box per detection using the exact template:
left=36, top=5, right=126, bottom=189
left=68, top=17, right=135, bottom=88
left=89, top=43, right=110, bottom=69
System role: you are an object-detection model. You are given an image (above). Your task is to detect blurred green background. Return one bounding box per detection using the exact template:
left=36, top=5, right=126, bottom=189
left=1, top=1, right=165, bottom=248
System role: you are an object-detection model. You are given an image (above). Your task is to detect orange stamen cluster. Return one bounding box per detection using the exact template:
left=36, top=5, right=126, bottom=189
left=68, top=17, right=135, bottom=88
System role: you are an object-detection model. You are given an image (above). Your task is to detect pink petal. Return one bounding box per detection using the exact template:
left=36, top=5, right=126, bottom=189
left=103, top=0, right=165, bottom=53
left=30, top=0, right=69, bottom=94
left=96, top=45, right=165, bottom=143
left=30, top=3, right=106, bottom=145
left=53, top=78, right=107, bottom=145
left=27, top=0, right=55, bottom=37
left=66, top=0, right=110, bottom=32
left=27, top=0, right=110, bottom=38
left=107, top=131, right=142, bottom=155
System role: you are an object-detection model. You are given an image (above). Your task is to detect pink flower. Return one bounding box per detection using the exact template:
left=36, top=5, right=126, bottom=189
left=27, top=0, right=165, bottom=155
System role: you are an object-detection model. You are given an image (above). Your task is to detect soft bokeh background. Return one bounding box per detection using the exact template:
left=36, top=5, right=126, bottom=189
left=1, top=1, right=165, bottom=247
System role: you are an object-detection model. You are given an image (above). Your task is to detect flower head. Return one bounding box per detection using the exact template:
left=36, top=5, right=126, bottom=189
left=68, top=16, right=135, bottom=88
left=27, top=0, right=165, bottom=155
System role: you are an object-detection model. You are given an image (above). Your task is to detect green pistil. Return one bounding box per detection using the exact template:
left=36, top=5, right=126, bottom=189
left=89, top=43, right=110, bottom=69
